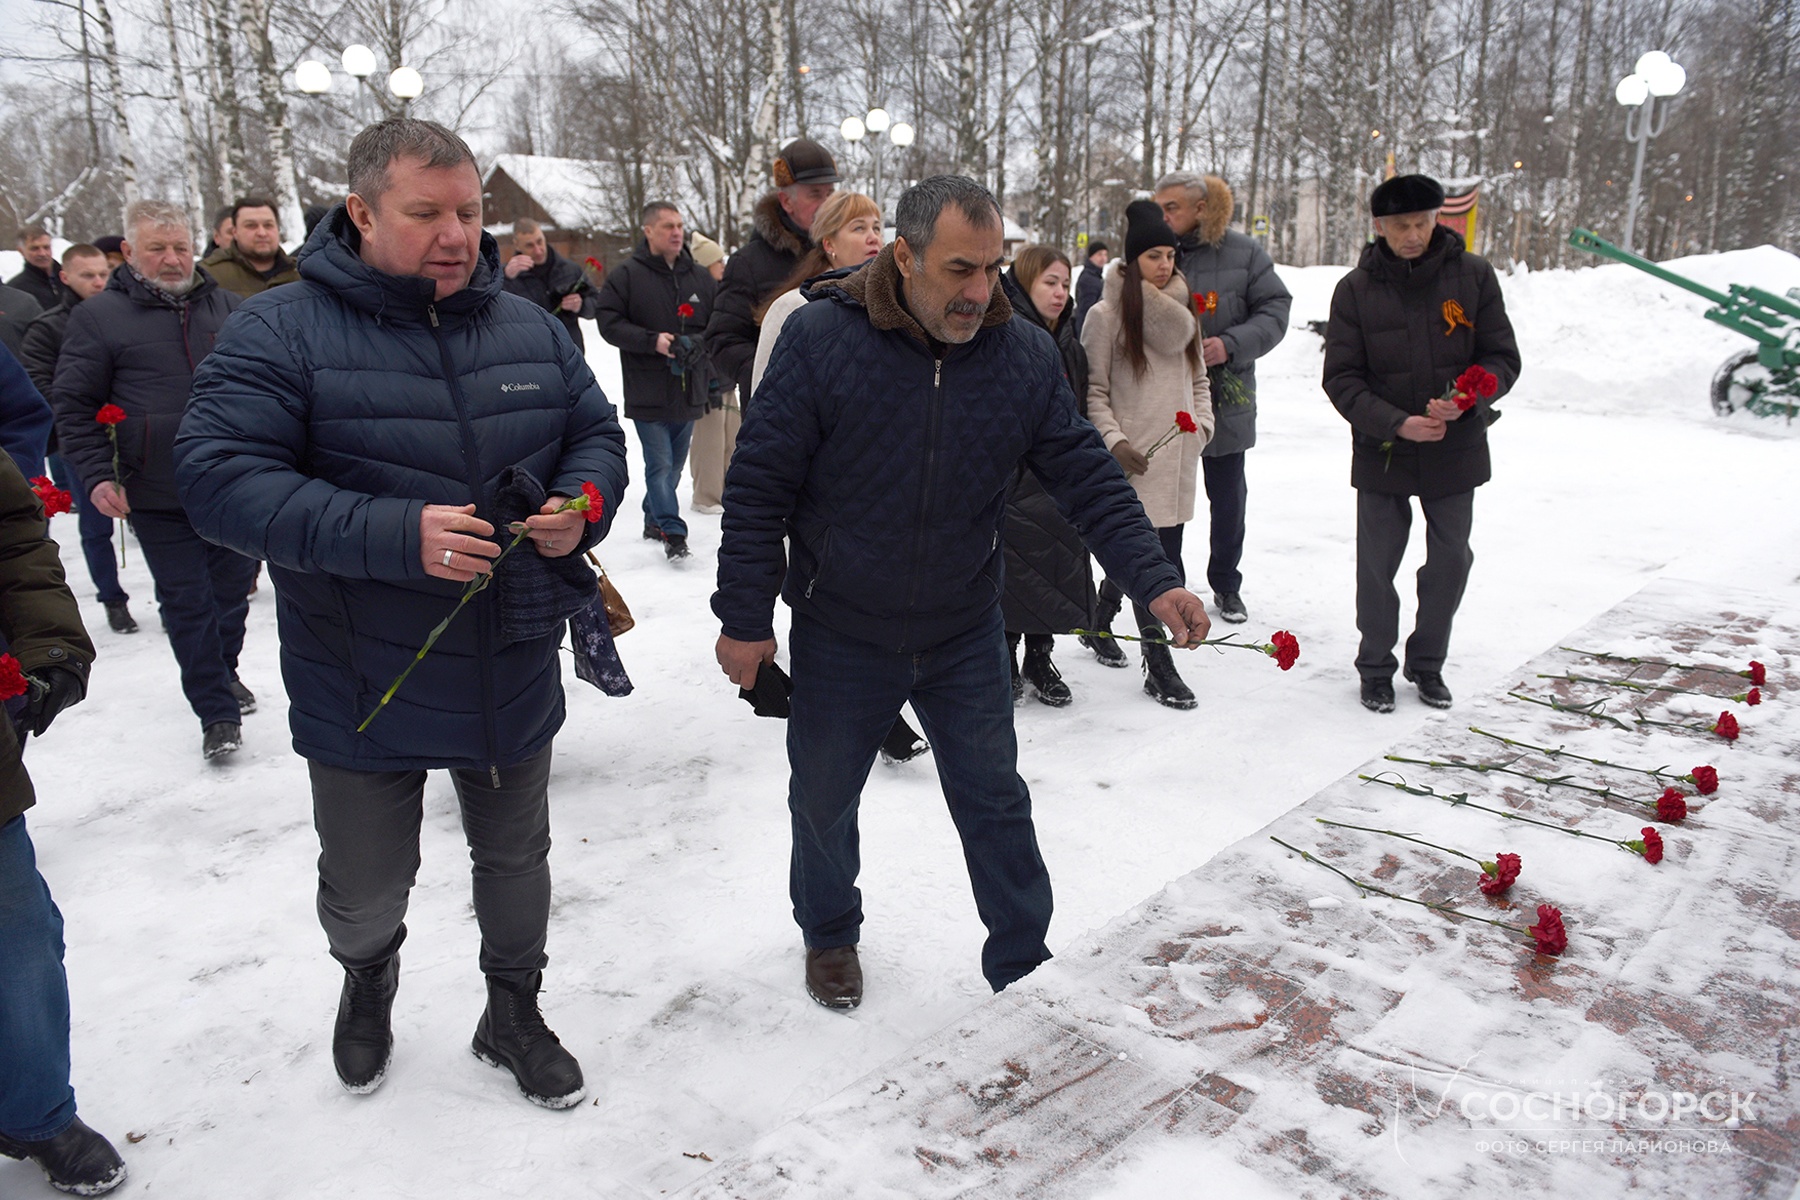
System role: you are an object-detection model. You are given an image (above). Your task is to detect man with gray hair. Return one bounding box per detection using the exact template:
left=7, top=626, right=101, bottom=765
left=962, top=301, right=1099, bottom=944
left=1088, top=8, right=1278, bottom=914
left=51, top=198, right=256, bottom=760
left=176, top=117, right=627, bottom=1110
left=1152, top=171, right=1291, bottom=627
left=714, top=175, right=1209, bottom=1007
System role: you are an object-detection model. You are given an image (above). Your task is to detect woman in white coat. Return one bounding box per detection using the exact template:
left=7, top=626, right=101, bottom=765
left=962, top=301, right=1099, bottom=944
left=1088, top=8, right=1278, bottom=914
left=1079, top=199, right=1215, bottom=709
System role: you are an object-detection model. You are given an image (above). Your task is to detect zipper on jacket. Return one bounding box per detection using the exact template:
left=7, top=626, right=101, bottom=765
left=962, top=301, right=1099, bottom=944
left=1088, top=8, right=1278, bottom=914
left=426, top=308, right=502, bottom=782
left=904, top=354, right=946, bottom=616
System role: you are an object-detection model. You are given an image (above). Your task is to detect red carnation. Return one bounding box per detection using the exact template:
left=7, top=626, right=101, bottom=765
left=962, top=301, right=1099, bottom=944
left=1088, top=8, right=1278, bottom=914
left=1454, top=390, right=1478, bottom=412
left=95, top=404, right=127, bottom=426
left=1478, top=852, right=1522, bottom=896
left=1528, top=904, right=1567, bottom=955
left=585, top=256, right=601, bottom=269
left=1631, top=825, right=1665, bottom=864
left=30, top=476, right=72, bottom=518
left=677, top=303, right=695, bottom=319
left=579, top=481, right=605, bottom=524
left=1713, top=711, right=1739, bottom=741
left=0, top=653, right=26, bottom=701
left=1746, top=687, right=1761, bottom=706
left=1266, top=630, right=1300, bottom=671
left=1456, top=365, right=1499, bottom=398
left=1654, top=787, right=1688, bottom=822
left=1746, top=660, right=1766, bottom=686
left=1687, top=765, right=1718, bottom=794
left=1175, top=411, right=1198, bottom=434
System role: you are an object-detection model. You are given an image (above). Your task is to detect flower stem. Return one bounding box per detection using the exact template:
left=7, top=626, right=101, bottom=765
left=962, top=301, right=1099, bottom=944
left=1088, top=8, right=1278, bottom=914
left=1537, top=671, right=1742, bottom=702
left=1630, top=710, right=1723, bottom=736
left=1467, top=727, right=1693, bottom=784
left=1357, top=771, right=1639, bottom=852
left=1561, top=646, right=1750, bottom=679
left=1268, top=837, right=1532, bottom=937
left=1507, top=690, right=1631, bottom=731
left=1383, top=753, right=1619, bottom=800
left=1070, top=628, right=1262, bottom=652
left=1312, top=817, right=1486, bottom=865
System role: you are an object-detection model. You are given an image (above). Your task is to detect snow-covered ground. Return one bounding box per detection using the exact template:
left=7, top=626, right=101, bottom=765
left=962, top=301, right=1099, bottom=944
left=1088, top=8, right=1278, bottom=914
left=8, top=245, right=1800, bottom=1198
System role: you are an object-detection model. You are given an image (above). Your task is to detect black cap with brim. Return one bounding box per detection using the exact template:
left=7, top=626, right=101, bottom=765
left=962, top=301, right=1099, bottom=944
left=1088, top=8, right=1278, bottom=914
left=1370, top=174, right=1445, bottom=217
left=774, top=138, right=842, bottom=187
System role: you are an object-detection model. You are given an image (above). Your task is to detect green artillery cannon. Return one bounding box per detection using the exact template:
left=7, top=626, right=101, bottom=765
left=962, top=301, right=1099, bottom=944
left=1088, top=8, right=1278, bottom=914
left=1569, top=227, right=1800, bottom=419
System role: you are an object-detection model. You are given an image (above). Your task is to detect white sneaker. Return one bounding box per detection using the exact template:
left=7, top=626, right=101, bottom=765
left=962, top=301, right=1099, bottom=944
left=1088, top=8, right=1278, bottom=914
left=691, top=502, right=724, bottom=515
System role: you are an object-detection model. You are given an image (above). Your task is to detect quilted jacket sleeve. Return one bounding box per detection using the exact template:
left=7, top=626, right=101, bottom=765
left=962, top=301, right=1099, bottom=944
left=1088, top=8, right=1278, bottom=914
left=594, top=264, right=660, bottom=357
left=176, top=308, right=430, bottom=581
left=544, top=330, right=629, bottom=554
left=1322, top=274, right=1410, bottom=442
left=712, top=312, right=826, bottom=643
left=49, top=303, right=116, bottom=493
left=1218, top=244, right=1292, bottom=368
left=0, top=345, right=50, bottom=479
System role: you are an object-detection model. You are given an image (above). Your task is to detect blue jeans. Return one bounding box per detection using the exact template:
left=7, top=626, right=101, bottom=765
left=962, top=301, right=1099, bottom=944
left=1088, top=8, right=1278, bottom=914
left=128, top=507, right=259, bottom=727
left=634, top=419, right=694, bottom=539
left=63, top=462, right=126, bottom=606
left=786, top=607, right=1053, bottom=991
left=0, top=816, right=77, bottom=1142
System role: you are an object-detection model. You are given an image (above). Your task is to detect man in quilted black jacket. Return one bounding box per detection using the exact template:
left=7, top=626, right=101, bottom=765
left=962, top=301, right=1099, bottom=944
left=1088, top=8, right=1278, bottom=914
left=713, top=176, right=1210, bottom=1007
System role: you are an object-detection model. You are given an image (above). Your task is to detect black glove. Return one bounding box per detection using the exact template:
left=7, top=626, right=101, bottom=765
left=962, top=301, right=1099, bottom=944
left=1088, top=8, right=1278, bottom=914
left=26, top=665, right=87, bottom=736
left=738, top=660, right=793, bottom=719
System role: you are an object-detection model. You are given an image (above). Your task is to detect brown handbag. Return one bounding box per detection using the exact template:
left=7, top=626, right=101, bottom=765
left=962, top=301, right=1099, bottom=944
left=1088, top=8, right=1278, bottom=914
left=587, top=553, right=635, bottom=636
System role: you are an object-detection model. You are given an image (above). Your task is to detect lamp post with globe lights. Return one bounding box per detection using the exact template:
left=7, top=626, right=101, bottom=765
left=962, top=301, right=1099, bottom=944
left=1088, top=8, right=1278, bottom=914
left=839, top=108, right=915, bottom=215
left=1615, top=50, right=1686, bottom=254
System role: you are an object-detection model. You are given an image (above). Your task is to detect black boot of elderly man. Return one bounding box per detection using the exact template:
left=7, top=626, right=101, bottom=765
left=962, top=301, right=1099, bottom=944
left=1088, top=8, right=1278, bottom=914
left=0, top=1117, right=127, bottom=1196
left=333, top=956, right=399, bottom=1094
left=472, top=972, right=586, bottom=1109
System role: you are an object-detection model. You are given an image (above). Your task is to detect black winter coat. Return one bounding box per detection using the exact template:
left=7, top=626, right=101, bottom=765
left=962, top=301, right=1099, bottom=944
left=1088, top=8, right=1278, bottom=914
left=595, top=242, right=716, bottom=422
left=0, top=283, right=41, bottom=361
left=1072, top=259, right=1104, bottom=338
left=19, top=301, right=69, bottom=395
left=1323, top=227, right=1520, bottom=499
left=6, top=263, right=65, bottom=312
left=1175, top=223, right=1292, bottom=458
left=703, top=192, right=811, bottom=404
left=502, top=244, right=598, bottom=352
left=714, top=246, right=1180, bottom=654
left=999, top=268, right=1095, bottom=636
left=174, top=206, right=629, bottom=773
left=53, top=265, right=238, bottom=512
left=0, top=345, right=50, bottom=478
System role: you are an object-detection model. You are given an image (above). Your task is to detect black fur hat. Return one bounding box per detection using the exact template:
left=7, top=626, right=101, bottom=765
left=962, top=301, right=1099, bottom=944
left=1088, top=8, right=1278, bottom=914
left=1370, top=174, right=1446, bottom=216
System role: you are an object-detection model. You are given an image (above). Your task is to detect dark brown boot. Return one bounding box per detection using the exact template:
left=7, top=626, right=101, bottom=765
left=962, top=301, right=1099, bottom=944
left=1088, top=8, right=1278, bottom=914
left=804, top=945, right=863, bottom=1010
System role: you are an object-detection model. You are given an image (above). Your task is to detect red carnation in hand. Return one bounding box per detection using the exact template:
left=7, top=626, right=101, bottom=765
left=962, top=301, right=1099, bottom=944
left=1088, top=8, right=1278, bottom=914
left=1456, top=365, right=1499, bottom=398
left=1687, top=765, right=1718, bottom=794
left=1266, top=630, right=1300, bottom=671
left=677, top=302, right=695, bottom=319
left=1655, top=787, right=1689, bottom=822
left=29, top=476, right=72, bottom=518
left=579, top=481, right=605, bottom=523
left=1175, top=411, right=1198, bottom=434
left=1713, top=711, right=1740, bottom=741
left=95, top=404, right=127, bottom=426
left=1528, top=904, right=1567, bottom=955
left=1747, top=660, right=1766, bottom=686
left=1478, top=852, right=1522, bottom=896
left=1454, top=390, right=1478, bottom=412
left=0, top=653, right=26, bottom=701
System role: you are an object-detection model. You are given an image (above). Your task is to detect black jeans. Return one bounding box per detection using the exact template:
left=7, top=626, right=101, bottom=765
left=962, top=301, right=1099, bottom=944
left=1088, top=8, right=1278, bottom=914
left=308, top=747, right=555, bottom=986
left=127, top=506, right=257, bottom=727
left=1355, top=489, right=1475, bottom=681
left=1201, top=451, right=1248, bottom=594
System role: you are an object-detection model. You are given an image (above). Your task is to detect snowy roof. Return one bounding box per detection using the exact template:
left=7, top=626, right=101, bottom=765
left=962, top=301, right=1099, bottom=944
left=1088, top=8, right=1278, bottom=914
left=484, top=154, right=614, bottom=232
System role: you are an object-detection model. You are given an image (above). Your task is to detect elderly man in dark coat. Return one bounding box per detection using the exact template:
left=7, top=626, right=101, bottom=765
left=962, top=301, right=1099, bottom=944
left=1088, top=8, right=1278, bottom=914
left=1322, top=174, right=1520, bottom=714
left=1152, top=171, right=1292, bottom=625
left=176, top=118, right=628, bottom=1111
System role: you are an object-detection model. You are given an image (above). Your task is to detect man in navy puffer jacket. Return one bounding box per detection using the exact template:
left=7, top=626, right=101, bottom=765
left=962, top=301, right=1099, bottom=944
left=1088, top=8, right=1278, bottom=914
left=175, top=119, right=628, bottom=1111
left=714, top=177, right=1210, bottom=1007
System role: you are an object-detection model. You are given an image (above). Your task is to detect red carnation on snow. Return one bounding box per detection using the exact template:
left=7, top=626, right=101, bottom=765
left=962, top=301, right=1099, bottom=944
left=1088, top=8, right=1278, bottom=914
left=1265, top=630, right=1301, bottom=671
left=579, top=481, right=605, bottom=523
left=95, top=404, right=126, bottom=426
left=30, top=476, right=72, bottom=518
left=1741, top=687, right=1761, bottom=706
left=1528, top=904, right=1567, bottom=956
left=677, top=302, right=695, bottom=319
left=1687, top=765, right=1718, bottom=794
left=0, top=653, right=26, bottom=701
left=1478, top=852, right=1522, bottom=896
left=1627, top=825, right=1665, bottom=864
left=1713, top=711, right=1740, bottom=741
left=1655, top=787, right=1689, bottom=823
left=1746, top=661, right=1766, bottom=686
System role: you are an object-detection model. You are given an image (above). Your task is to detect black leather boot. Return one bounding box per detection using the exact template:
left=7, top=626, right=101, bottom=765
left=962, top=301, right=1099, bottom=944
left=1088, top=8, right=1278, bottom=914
left=0, top=1118, right=127, bottom=1195
left=1008, top=633, right=1025, bottom=703
left=333, top=955, right=399, bottom=1094
left=1140, top=625, right=1197, bottom=710
left=472, top=971, right=586, bottom=1109
left=878, top=715, right=930, bottom=764
left=1079, top=584, right=1128, bottom=668
left=1021, top=636, right=1072, bottom=707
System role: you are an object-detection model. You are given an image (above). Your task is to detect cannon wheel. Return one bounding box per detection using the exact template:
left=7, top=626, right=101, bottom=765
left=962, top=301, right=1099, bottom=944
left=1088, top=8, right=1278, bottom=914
left=1711, top=348, right=1765, bottom=417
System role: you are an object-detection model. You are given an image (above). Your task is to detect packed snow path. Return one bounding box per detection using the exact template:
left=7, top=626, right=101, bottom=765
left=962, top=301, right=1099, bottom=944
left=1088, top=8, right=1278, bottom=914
left=8, top=248, right=1800, bottom=1197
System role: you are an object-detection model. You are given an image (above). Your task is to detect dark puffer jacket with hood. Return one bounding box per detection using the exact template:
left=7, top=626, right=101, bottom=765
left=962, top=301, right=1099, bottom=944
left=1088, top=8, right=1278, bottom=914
left=703, top=192, right=812, bottom=404
left=175, top=205, right=629, bottom=773
left=713, top=245, right=1179, bottom=654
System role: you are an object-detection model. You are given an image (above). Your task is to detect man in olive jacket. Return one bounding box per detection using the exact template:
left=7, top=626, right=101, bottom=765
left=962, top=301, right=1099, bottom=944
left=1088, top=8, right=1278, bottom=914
left=0, top=454, right=126, bottom=1196
left=1322, top=174, right=1520, bottom=714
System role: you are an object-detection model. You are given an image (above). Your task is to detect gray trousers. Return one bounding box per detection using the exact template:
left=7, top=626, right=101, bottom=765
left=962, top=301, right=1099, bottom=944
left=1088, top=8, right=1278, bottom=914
left=1355, top=489, right=1474, bottom=682
left=308, top=747, right=554, bottom=986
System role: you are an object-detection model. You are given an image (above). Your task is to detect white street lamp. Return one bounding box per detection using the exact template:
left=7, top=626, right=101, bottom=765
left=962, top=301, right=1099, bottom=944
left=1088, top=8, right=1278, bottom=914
left=839, top=116, right=866, bottom=143
left=388, top=66, right=423, bottom=100
left=840, top=109, right=916, bottom=213
left=341, top=44, right=377, bottom=79
left=865, top=107, right=890, bottom=134
left=295, top=59, right=332, bottom=94
left=888, top=122, right=915, bottom=148
left=1616, top=50, right=1685, bottom=253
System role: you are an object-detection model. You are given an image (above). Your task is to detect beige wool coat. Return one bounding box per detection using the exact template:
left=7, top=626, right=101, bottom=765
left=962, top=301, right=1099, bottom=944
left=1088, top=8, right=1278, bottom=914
left=1081, top=267, right=1215, bottom=527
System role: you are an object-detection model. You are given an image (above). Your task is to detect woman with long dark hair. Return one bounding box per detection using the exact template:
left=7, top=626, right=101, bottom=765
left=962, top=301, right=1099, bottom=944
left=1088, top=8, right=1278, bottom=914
left=1079, top=200, right=1215, bottom=709
left=998, top=245, right=1091, bottom=706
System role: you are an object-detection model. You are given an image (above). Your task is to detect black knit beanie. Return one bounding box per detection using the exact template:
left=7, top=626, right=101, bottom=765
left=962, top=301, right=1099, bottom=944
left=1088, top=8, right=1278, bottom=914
left=1123, top=199, right=1179, bottom=262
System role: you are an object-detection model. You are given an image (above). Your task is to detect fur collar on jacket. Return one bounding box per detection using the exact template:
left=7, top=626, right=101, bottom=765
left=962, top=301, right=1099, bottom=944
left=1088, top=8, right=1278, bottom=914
left=752, top=191, right=810, bottom=258
left=1099, top=264, right=1197, bottom=357
left=820, top=245, right=1013, bottom=346
left=1199, top=175, right=1233, bottom=246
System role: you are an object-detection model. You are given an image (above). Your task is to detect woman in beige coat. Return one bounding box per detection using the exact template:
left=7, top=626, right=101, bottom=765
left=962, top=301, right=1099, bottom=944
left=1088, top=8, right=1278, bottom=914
left=1080, top=199, right=1215, bottom=709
